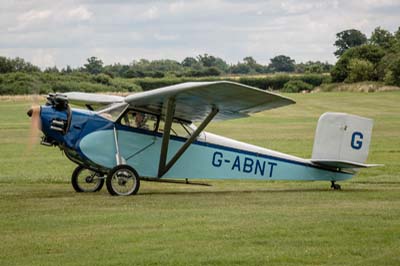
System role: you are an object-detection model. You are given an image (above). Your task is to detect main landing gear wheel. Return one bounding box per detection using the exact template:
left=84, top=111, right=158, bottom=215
left=106, top=165, right=140, bottom=196
left=331, top=181, right=341, bottom=190
left=71, top=165, right=104, bottom=192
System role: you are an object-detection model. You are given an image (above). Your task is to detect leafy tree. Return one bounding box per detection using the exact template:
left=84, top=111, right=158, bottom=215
left=0, top=56, right=40, bottom=73
left=128, top=59, right=181, bottom=76
left=125, top=69, right=145, bottom=78
left=150, top=71, right=165, bottom=78
left=203, top=67, right=221, bottom=76
left=0, top=56, right=13, bottom=73
left=282, top=80, right=313, bottom=92
left=334, top=29, right=367, bottom=57
left=132, top=59, right=147, bottom=69
left=196, top=54, right=215, bottom=67
left=181, top=57, right=198, bottom=67
left=84, top=56, right=104, bottom=75
left=383, top=55, right=400, bottom=86
left=12, top=57, right=31, bottom=72
left=92, top=73, right=111, bottom=85
left=346, top=59, right=374, bottom=82
left=296, top=61, right=332, bottom=73
left=268, top=55, right=295, bottom=72
left=370, top=27, right=395, bottom=49
left=395, top=27, right=400, bottom=40
left=196, top=54, right=229, bottom=72
left=230, top=63, right=252, bottom=74
left=148, top=59, right=181, bottom=73
left=376, top=52, right=397, bottom=80
left=243, top=56, right=257, bottom=66
left=331, top=44, right=385, bottom=82
left=44, top=66, right=59, bottom=73
left=243, top=56, right=265, bottom=73
left=61, top=65, right=73, bottom=74
left=390, top=27, right=400, bottom=53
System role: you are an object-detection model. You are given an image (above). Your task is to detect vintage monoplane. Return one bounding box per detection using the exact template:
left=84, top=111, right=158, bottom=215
left=27, top=81, right=378, bottom=196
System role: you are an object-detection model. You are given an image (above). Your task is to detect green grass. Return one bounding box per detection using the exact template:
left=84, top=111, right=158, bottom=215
left=1, top=92, right=400, bottom=265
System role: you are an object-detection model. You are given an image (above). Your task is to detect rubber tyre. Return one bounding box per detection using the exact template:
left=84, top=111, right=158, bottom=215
left=106, top=165, right=140, bottom=196
left=71, top=165, right=104, bottom=192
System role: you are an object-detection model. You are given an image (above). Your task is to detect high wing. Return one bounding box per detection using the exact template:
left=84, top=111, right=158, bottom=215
left=64, top=92, right=124, bottom=110
left=124, top=81, right=295, bottom=122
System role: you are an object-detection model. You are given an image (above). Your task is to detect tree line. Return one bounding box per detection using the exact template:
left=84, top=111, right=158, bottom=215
left=0, top=53, right=332, bottom=95
left=331, top=26, right=400, bottom=86
left=0, top=53, right=332, bottom=79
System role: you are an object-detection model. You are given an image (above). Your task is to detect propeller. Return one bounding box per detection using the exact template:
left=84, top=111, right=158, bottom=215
left=27, top=98, right=42, bottom=149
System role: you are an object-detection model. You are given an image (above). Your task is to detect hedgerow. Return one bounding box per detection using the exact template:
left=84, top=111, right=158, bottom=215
left=0, top=72, right=328, bottom=95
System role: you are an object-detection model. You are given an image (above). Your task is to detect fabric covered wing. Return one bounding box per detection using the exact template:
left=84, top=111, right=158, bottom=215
left=64, top=92, right=124, bottom=109
left=124, top=81, right=295, bottom=121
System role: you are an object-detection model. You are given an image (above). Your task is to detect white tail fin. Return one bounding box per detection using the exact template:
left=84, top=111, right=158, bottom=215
left=311, top=112, right=378, bottom=168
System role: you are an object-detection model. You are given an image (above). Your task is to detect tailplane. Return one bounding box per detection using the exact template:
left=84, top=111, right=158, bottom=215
left=311, top=112, right=380, bottom=169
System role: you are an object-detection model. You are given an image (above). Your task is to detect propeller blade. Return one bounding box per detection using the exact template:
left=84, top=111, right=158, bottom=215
left=27, top=105, right=42, bottom=149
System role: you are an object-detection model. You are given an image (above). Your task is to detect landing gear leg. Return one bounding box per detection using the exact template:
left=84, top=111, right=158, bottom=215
left=331, top=181, right=341, bottom=190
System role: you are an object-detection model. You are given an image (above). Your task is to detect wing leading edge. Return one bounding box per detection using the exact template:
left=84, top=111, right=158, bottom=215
left=64, top=92, right=124, bottom=109
left=124, top=81, right=295, bottom=122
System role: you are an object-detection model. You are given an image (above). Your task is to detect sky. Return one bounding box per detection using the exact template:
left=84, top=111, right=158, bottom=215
left=1, top=0, right=400, bottom=69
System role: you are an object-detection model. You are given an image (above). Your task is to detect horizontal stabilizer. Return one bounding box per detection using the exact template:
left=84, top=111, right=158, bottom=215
left=311, top=159, right=382, bottom=169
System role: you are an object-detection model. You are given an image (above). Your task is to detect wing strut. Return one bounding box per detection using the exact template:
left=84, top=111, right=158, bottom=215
left=157, top=98, right=219, bottom=178
left=158, top=98, right=175, bottom=177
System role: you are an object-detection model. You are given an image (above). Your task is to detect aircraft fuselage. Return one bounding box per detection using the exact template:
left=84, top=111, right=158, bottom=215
left=39, top=105, right=353, bottom=182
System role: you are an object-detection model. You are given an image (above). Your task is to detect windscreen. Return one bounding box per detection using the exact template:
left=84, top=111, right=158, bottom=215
left=97, top=103, right=128, bottom=121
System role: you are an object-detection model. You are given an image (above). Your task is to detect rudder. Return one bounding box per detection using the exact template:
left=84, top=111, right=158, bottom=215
left=311, top=112, right=375, bottom=168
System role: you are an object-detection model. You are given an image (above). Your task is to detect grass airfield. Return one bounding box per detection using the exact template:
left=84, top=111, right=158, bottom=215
left=0, top=91, right=399, bottom=265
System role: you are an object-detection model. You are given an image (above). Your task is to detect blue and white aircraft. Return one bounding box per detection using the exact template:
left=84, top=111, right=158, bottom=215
left=27, top=81, right=378, bottom=196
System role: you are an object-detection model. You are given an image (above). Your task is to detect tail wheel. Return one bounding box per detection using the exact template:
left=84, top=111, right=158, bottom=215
left=71, top=165, right=104, bottom=192
left=331, top=181, right=341, bottom=190
left=106, top=165, right=140, bottom=196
